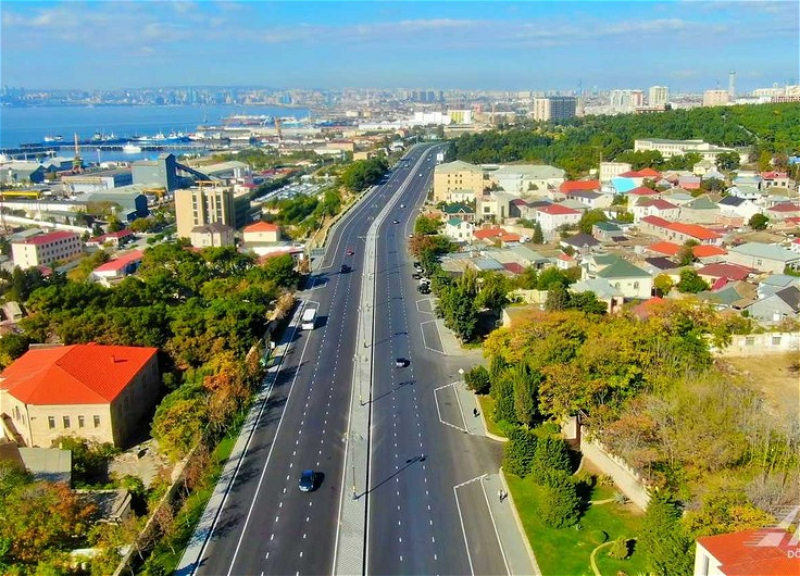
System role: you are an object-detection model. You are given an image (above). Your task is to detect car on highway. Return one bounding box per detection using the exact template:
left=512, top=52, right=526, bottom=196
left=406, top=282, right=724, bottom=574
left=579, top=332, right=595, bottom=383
left=395, top=358, right=410, bottom=368
left=408, top=234, right=414, bottom=239
left=340, top=264, right=351, bottom=273
left=400, top=204, right=405, bottom=208
left=346, top=248, right=354, bottom=256
left=392, top=219, right=400, bottom=224
left=299, top=470, right=318, bottom=492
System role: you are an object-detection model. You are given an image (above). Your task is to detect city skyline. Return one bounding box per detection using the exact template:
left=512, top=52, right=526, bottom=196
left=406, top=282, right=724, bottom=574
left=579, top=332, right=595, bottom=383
left=0, top=1, right=798, bottom=92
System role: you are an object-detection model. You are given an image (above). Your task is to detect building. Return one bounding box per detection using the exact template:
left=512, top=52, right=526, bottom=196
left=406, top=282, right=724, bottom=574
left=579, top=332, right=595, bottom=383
left=535, top=204, right=582, bottom=234
left=189, top=222, right=235, bottom=248
left=11, top=231, right=82, bottom=269
left=86, top=230, right=135, bottom=250
left=632, top=198, right=680, bottom=223
left=609, top=89, right=644, bottom=112
left=599, top=162, right=633, bottom=184
left=703, top=89, right=730, bottom=107
left=639, top=215, right=722, bottom=245
left=443, top=217, right=475, bottom=241
left=433, top=161, right=485, bottom=203
left=648, top=85, right=669, bottom=108
left=693, top=528, right=799, bottom=576
left=62, top=169, right=133, bottom=194
left=0, top=162, right=47, bottom=185
left=726, top=242, right=800, bottom=274
left=0, top=344, right=160, bottom=448
left=588, top=258, right=653, bottom=299
left=175, top=183, right=235, bottom=239
left=489, top=164, right=565, bottom=194
left=532, top=96, right=577, bottom=121
left=243, top=221, right=281, bottom=244
left=90, top=250, right=144, bottom=287
left=131, top=153, right=181, bottom=191
left=634, top=138, right=748, bottom=163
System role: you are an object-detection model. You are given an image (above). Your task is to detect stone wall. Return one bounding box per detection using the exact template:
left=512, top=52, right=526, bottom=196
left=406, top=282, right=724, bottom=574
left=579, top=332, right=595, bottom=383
left=713, top=332, right=800, bottom=357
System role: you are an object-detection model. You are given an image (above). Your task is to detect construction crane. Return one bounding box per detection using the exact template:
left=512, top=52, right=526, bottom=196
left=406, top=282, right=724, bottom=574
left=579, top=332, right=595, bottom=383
left=71, top=133, right=83, bottom=174
left=274, top=116, right=282, bottom=143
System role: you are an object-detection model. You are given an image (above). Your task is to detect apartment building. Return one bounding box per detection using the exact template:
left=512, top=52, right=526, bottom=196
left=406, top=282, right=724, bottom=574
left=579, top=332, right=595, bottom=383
left=175, top=183, right=236, bottom=239
left=11, top=231, right=82, bottom=269
left=634, top=138, right=748, bottom=163
left=532, top=96, right=577, bottom=121
left=702, top=89, right=730, bottom=107
left=433, top=161, right=485, bottom=203
left=648, top=85, right=669, bottom=107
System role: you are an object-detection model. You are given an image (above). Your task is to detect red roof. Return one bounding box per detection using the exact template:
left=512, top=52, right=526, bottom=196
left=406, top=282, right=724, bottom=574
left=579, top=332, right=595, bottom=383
left=697, top=529, right=799, bottom=576
left=88, top=229, right=134, bottom=244
left=786, top=217, right=800, bottom=224
left=473, top=227, right=507, bottom=240
left=668, top=222, right=721, bottom=241
left=761, top=171, right=787, bottom=179
left=648, top=241, right=681, bottom=256
left=537, top=204, right=580, bottom=216
left=558, top=252, right=575, bottom=261
left=560, top=179, right=600, bottom=192
left=767, top=203, right=800, bottom=213
left=693, top=244, right=727, bottom=258
left=641, top=215, right=672, bottom=227
left=502, top=262, right=525, bottom=275
left=244, top=221, right=280, bottom=233
left=0, top=344, right=157, bottom=405
left=21, top=231, right=79, bottom=246
left=510, top=198, right=528, bottom=206
left=637, top=167, right=662, bottom=178
left=696, top=263, right=753, bottom=281
left=640, top=198, right=678, bottom=210
left=629, top=186, right=659, bottom=196
left=93, top=250, right=144, bottom=273
left=500, top=233, right=521, bottom=242
left=632, top=297, right=665, bottom=319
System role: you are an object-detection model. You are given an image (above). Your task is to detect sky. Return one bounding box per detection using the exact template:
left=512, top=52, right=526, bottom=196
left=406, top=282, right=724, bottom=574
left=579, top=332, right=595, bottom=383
left=1, top=0, right=798, bottom=92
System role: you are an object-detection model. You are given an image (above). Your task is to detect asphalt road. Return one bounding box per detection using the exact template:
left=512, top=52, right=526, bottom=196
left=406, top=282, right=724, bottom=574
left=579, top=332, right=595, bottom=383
left=365, top=151, right=506, bottom=575
left=193, top=145, right=447, bottom=576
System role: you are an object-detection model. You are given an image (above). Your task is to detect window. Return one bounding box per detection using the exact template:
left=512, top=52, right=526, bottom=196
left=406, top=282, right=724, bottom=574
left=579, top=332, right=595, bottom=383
left=48, top=416, right=56, bottom=429
left=63, top=416, right=70, bottom=429
left=772, top=336, right=782, bottom=346
left=93, top=415, right=101, bottom=428
left=78, top=415, right=85, bottom=428
left=745, top=336, right=755, bottom=346
left=633, top=282, right=640, bottom=290
left=13, top=406, right=20, bottom=420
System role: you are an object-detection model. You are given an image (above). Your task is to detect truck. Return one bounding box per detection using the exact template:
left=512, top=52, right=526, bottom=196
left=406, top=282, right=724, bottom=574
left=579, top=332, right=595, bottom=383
left=301, top=307, right=317, bottom=330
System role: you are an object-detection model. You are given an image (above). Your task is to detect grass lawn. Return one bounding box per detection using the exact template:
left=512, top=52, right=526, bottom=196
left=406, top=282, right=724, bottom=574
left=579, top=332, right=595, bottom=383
left=506, top=474, right=649, bottom=576
left=477, top=395, right=507, bottom=438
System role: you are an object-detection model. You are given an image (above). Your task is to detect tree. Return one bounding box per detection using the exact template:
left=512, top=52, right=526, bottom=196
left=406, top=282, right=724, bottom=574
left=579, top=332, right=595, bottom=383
left=654, top=274, right=674, bottom=297
left=715, top=151, right=740, bottom=171
left=0, top=333, right=30, bottom=369
left=414, top=215, right=443, bottom=236
left=677, top=240, right=700, bottom=266
left=532, top=221, right=544, bottom=244
left=530, top=434, right=572, bottom=485
left=539, top=471, right=581, bottom=528
left=464, top=365, right=491, bottom=395
left=502, top=427, right=538, bottom=477
left=537, top=267, right=570, bottom=291
left=106, top=215, right=124, bottom=233
left=640, top=492, right=693, bottom=576
left=748, top=213, right=769, bottom=230
left=578, top=209, right=608, bottom=234
left=568, top=291, right=607, bottom=315
left=545, top=284, right=570, bottom=311
left=676, top=268, right=709, bottom=294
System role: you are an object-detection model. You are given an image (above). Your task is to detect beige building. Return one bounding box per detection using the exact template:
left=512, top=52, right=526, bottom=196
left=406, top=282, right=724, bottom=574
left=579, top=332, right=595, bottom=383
left=703, top=89, right=730, bottom=107
left=648, top=85, right=669, bottom=108
left=175, top=182, right=235, bottom=239
left=599, top=162, right=633, bottom=184
left=243, top=221, right=281, bottom=243
left=11, top=231, right=83, bottom=269
left=634, top=138, right=749, bottom=163
left=189, top=222, right=235, bottom=248
left=433, top=160, right=485, bottom=203
left=0, top=344, right=160, bottom=448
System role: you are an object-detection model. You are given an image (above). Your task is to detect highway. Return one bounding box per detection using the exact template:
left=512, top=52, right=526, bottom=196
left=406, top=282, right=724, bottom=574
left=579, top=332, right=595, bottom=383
left=188, top=144, right=510, bottom=576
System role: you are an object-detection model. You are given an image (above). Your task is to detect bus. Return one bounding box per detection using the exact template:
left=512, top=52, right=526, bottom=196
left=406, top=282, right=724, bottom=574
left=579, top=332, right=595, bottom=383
left=301, top=307, right=317, bottom=330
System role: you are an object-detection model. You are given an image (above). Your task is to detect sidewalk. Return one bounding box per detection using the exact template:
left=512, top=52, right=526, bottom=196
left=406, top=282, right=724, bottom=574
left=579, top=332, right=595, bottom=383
left=175, top=304, right=305, bottom=576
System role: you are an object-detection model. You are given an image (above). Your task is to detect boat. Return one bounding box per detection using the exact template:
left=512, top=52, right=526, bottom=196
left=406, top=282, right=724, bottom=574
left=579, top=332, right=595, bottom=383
left=122, top=144, right=142, bottom=153
left=43, top=135, right=64, bottom=143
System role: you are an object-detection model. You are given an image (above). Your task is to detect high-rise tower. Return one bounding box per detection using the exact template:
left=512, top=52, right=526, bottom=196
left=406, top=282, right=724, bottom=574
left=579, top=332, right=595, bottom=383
left=728, top=71, right=736, bottom=100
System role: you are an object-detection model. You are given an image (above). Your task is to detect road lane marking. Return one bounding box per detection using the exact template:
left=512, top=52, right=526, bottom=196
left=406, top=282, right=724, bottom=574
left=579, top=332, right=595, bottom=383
left=480, top=477, right=512, bottom=576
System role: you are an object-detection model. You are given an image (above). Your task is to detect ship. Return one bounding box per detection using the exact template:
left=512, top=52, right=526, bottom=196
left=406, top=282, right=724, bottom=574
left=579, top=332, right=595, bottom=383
left=122, top=144, right=142, bottom=153
left=43, top=135, right=64, bottom=143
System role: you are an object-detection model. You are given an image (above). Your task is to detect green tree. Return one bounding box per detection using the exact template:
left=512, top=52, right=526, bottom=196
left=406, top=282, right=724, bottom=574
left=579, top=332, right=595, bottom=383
left=640, top=492, right=693, bottom=576
left=537, top=268, right=570, bottom=291
left=676, top=268, right=710, bottom=294
left=106, top=215, right=124, bottom=233
left=715, top=151, right=740, bottom=171
left=748, top=213, right=769, bottom=230
left=532, top=221, right=544, bottom=244
left=414, top=215, right=443, bottom=236
left=578, top=209, right=608, bottom=234
left=530, top=434, right=572, bottom=485
left=502, top=427, right=538, bottom=477
left=539, top=471, right=581, bottom=528
left=654, top=274, right=674, bottom=297
left=0, top=333, right=30, bottom=369
left=491, top=374, right=516, bottom=424
left=677, top=240, right=700, bottom=266
left=464, top=365, right=491, bottom=395
left=545, top=284, right=570, bottom=311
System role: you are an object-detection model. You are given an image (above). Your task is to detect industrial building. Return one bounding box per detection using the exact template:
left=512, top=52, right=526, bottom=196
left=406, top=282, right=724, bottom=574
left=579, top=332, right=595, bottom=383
left=11, top=231, right=83, bottom=269
left=175, top=183, right=236, bottom=240
left=62, top=168, right=133, bottom=194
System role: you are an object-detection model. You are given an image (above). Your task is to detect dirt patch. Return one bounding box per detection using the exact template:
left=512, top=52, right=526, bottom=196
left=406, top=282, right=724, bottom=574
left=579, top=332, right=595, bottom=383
left=719, top=353, right=800, bottom=431
left=108, top=439, right=173, bottom=488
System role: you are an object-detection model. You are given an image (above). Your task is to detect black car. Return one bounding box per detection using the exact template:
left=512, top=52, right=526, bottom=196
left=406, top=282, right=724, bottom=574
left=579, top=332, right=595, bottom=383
left=299, top=470, right=317, bottom=492
left=417, top=285, right=430, bottom=294
left=412, top=272, right=422, bottom=279
left=340, top=264, right=351, bottom=273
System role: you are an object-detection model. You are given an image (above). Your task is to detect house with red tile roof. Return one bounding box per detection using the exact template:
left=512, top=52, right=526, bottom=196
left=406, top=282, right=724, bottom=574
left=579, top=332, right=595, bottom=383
left=473, top=226, right=508, bottom=242
left=696, top=262, right=754, bottom=283
left=628, top=186, right=660, bottom=198
left=535, top=204, right=582, bottom=234
left=11, top=231, right=83, bottom=269
left=694, top=528, right=799, bottom=576
left=761, top=171, right=793, bottom=188
left=647, top=241, right=681, bottom=257
left=639, top=216, right=722, bottom=245
left=86, top=229, right=135, bottom=250
left=0, top=344, right=159, bottom=448
left=243, top=221, right=281, bottom=243
left=560, top=179, right=600, bottom=193
left=632, top=198, right=680, bottom=223
left=693, top=244, right=728, bottom=259
left=765, top=202, right=800, bottom=222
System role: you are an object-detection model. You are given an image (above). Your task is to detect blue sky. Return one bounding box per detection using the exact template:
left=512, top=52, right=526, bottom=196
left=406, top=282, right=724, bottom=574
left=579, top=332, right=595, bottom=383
left=1, top=1, right=797, bottom=92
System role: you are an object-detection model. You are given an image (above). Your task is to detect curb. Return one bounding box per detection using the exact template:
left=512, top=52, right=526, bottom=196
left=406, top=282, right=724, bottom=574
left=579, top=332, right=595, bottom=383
left=475, top=395, right=509, bottom=443
left=499, top=467, right=543, bottom=576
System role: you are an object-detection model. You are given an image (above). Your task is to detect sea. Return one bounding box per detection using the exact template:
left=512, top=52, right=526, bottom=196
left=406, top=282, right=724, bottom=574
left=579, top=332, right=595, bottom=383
left=0, top=104, right=310, bottom=163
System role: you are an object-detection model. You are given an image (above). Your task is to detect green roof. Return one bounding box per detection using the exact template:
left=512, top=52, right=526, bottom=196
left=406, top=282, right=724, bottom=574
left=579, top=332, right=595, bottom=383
left=685, top=196, right=718, bottom=210
left=597, top=259, right=651, bottom=279
left=594, top=221, right=622, bottom=232
left=448, top=217, right=464, bottom=226
left=443, top=203, right=474, bottom=214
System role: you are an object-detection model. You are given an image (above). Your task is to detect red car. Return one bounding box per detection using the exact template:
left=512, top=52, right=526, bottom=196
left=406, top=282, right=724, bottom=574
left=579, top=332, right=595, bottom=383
left=346, top=248, right=354, bottom=256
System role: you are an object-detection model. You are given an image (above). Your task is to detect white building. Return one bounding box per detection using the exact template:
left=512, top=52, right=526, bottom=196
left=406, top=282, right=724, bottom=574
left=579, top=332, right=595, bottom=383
left=489, top=164, right=565, bottom=194
left=648, top=85, right=669, bottom=108
left=535, top=204, right=581, bottom=234
left=703, top=89, right=730, bottom=107
left=634, top=138, right=749, bottom=163
left=599, top=162, right=633, bottom=184
left=11, top=231, right=83, bottom=269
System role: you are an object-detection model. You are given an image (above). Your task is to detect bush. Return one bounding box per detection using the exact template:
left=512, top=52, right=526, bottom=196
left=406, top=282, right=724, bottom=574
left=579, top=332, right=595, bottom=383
left=502, top=427, right=538, bottom=477
left=464, top=365, right=491, bottom=394
left=490, top=376, right=516, bottom=424
left=608, top=538, right=631, bottom=560
left=539, top=471, right=581, bottom=528
left=530, top=433, right=573, bottom=486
